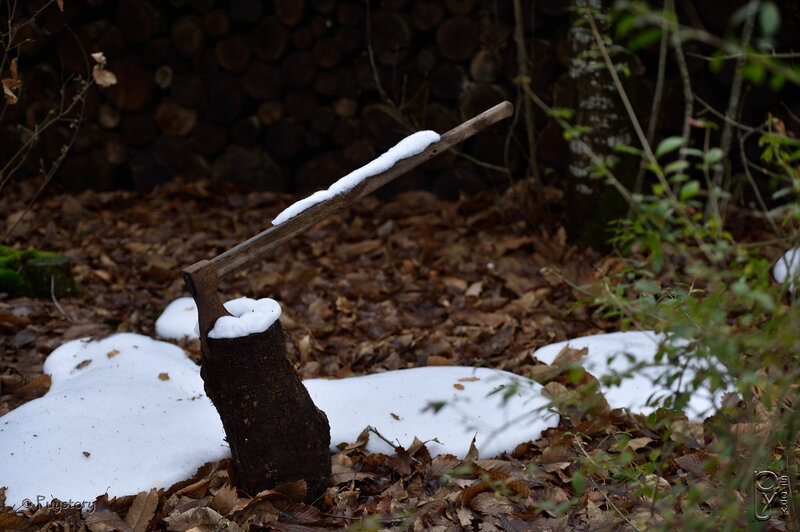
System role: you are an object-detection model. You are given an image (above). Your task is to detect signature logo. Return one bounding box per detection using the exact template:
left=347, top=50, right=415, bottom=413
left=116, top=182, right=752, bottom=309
left=754, top=470, right=791, bottom=521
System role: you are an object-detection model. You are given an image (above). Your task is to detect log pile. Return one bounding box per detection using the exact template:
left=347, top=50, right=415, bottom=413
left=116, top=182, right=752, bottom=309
left=2, top=0, right=800, bottom=199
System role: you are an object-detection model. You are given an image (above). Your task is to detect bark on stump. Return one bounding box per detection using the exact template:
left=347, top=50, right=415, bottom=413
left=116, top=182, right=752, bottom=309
left=201, top=321, right=331, bottom=501
left=23, top=255, right=75, bottom=298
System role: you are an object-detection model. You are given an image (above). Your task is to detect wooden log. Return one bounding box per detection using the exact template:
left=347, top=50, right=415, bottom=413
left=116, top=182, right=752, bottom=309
left=231, top=116, right=261, bottom=146
left=202, top=75, right=244, bottom=123
left=172, top=15, right=205, bottom=58
left=412, top=0, right=445, bottom=31
left=103, top=133, right=129, bottom=166
left=23, top=64, right=58, bottom=102
left=257, top=101, right=284, bottom=126
left=251, top=16, right=289, bottom=62
left=242, top=62, right=282, bottom=101
left=98, top=103, right=121, bottom=129
left=267, top=118, right=306, bottom=160
left=312, top=0, right=338, bottom=14
left=370, top=10, right=412, bottom=66
left=429, top=62, right=467, bottom=100
left=295, top=150, right=352, bottom=193
left=211, top=145, right=285, bottom=190
left=309, top=106, right=335, bottom=134
left=154, top=98, right=198, bottom=136
left=446, top=0, right=476, bottom=14
left=291, top=26, right=314, bottom=50
left=458, top=83, right=507, bottom=123
left=96, top=23, right=126, bottom=59
left=282, top=51, right=317, bottom=88
left=122, top=113, right=158, bottom=146
left=331, top=118, right=358, bottom=146
left=436, top=15, right=478, bottom=61
left=191, top=0, right=215, bottom=13
left=144, top=38, right=173, bottom=67
left=203, top=9, right=230, bottom=36
left=171, top=72, right=203, bottom=107
left=383, top=0, right=409, bottom=11
left=333, top=26, right=361, bottom=53
left=192, top=120, right=228, bottom=156
left=284, top=90, right=317, bottom=120
left=154, top=65, right=173, bottom=89
left=332, top=97, right=358, bottom=118
left=314, top=38, right=341, bottom=68
left=194, top=48, right=220, bottom=78
left=433, top=160, right=486, bottom=200
left=470, top=49, right=499, bottom=82
left=309, top=16, right=330, bottom=39
left=336, top=1, right=363, bottom=26
left=129, top=149, right=171, bottom=192
left=361, top=103, right=407, bottom=152
left=60, top=151, right=112, bottom=190
left=215, top=35, right=251, bottom=72
left=106, top=56, right=154, bottom=111
left=275, top=0, right=305, bottom=26
left=116, top=0, right=163, bottom=44
left=200, top=321, right=330, bottom=500
left=230, top=0, right=263, bottom=23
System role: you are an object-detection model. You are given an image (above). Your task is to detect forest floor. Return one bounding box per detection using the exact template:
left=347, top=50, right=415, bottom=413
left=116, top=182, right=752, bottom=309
left=0, top=178, right=781, bottom=531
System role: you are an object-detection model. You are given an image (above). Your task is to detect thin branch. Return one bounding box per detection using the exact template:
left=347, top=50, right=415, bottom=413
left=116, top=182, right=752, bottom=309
left=511, top=0, right=544, bottom=202
left=709, top=0, right=759, bottom=221
left=51, top=274, right=73, bottom=324
left=632, top=0, right=670, bottom=197
left=668, top=0, right=693, bottom=174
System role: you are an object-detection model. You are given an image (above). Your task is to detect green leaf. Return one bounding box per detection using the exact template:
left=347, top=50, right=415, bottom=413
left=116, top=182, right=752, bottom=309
left=770, top=73, right=786, bottom=91
left=655, top=137, right=684, bottom=158
left=627, top=27, right=663, bottom=51
left=705, top=148, right=724, bottom=165
left=761, top=145, right=773, bottom=163
left=615, top=144, right=644, bottom=157
left=759, top=2, right=781, bottom=38
left=743, top=61, right=767, bottom=84
left=664, top=160, right=689, bottom=175
left=679, top=180, right=700, bottom=201
left=572, top=470, right=585, bottom=495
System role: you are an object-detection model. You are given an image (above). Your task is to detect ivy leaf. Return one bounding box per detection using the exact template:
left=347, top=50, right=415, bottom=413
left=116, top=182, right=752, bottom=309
left=655, top=137, right=683, bottom=159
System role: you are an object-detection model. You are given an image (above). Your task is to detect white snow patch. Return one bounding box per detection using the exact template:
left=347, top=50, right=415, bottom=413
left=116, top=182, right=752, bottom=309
left=306, top=367, right=554, bottom=458
left=773, top=247, right=800, bottom=292
left=532, top=331, right=729, bottom=419
left=0, top=332, right=554, bottom=508
left=0, top=333, right=228, bottom=508
left=271, top=130, right=440, bottom=225
left=155, top=297, right=198, bottom=340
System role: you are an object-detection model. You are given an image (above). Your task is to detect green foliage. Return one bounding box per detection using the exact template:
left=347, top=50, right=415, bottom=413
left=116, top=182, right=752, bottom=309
left=0, top=245, right=62, bottom=296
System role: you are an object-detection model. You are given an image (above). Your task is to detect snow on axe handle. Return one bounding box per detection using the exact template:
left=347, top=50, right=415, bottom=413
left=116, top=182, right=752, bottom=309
left=183, top=101, right=513, bottom=336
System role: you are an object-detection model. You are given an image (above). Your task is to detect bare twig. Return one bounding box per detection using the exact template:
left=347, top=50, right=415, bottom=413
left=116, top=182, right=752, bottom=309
left=51, top=274, right=73, bottom=324
left=709, top=0, right=759, bottom=221
left=572, top=436, right=644, bottom=532
left=511, top=0, right=544, bottom=202
left=668, top=0, right=694, bottom=174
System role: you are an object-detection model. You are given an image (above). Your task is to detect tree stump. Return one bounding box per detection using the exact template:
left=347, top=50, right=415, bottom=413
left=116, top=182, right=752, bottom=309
left=200, top=320, right=331, bottom=501
left=22, top=255, right=76, bottom=298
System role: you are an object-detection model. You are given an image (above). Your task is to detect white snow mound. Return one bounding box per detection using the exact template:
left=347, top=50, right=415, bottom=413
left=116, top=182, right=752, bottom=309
left=0, top=333, right=228, bottom=508
left=0, top=332, right=554, bottom=509
left=155, top=297, right=198, bottom=340
left=774, top=247, right=800, bottom=292
left=532, top=331, right=728, bottom=419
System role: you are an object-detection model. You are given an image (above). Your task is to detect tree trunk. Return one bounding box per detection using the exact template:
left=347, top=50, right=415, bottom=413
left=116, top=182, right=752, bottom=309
left=565, top=0, right=635, bottom=248
left=201, top=321, right=331, bottom=501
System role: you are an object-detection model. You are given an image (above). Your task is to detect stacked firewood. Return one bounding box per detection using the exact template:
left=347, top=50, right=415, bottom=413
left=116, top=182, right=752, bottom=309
left=3, top=0, right=799, bottom=198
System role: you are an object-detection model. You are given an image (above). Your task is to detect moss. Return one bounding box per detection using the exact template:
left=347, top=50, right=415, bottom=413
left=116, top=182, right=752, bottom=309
left=0, top=245, right=68, bottom=297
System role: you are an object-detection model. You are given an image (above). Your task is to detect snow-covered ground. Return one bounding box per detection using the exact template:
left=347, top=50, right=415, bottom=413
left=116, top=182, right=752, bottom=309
left=0, top=296, right=733, bottom=510
left=532, top=331, right=728, bottom=419
left=0, top=303, right=554, bottom=508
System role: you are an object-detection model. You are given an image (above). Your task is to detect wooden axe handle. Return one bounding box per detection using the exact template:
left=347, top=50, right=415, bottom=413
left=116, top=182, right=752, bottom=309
left=182, top=101, right=513, bottom=336
left=207, top=100, right=513, bottom=280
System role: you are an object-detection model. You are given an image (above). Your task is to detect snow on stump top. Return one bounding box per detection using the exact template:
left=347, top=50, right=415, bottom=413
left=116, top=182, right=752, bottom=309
left=271, top=130, right=440, bottom=226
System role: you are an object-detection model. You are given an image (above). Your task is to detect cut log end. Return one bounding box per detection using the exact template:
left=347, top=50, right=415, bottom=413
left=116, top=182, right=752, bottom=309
left=202, top=320, right=331, bottom=501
